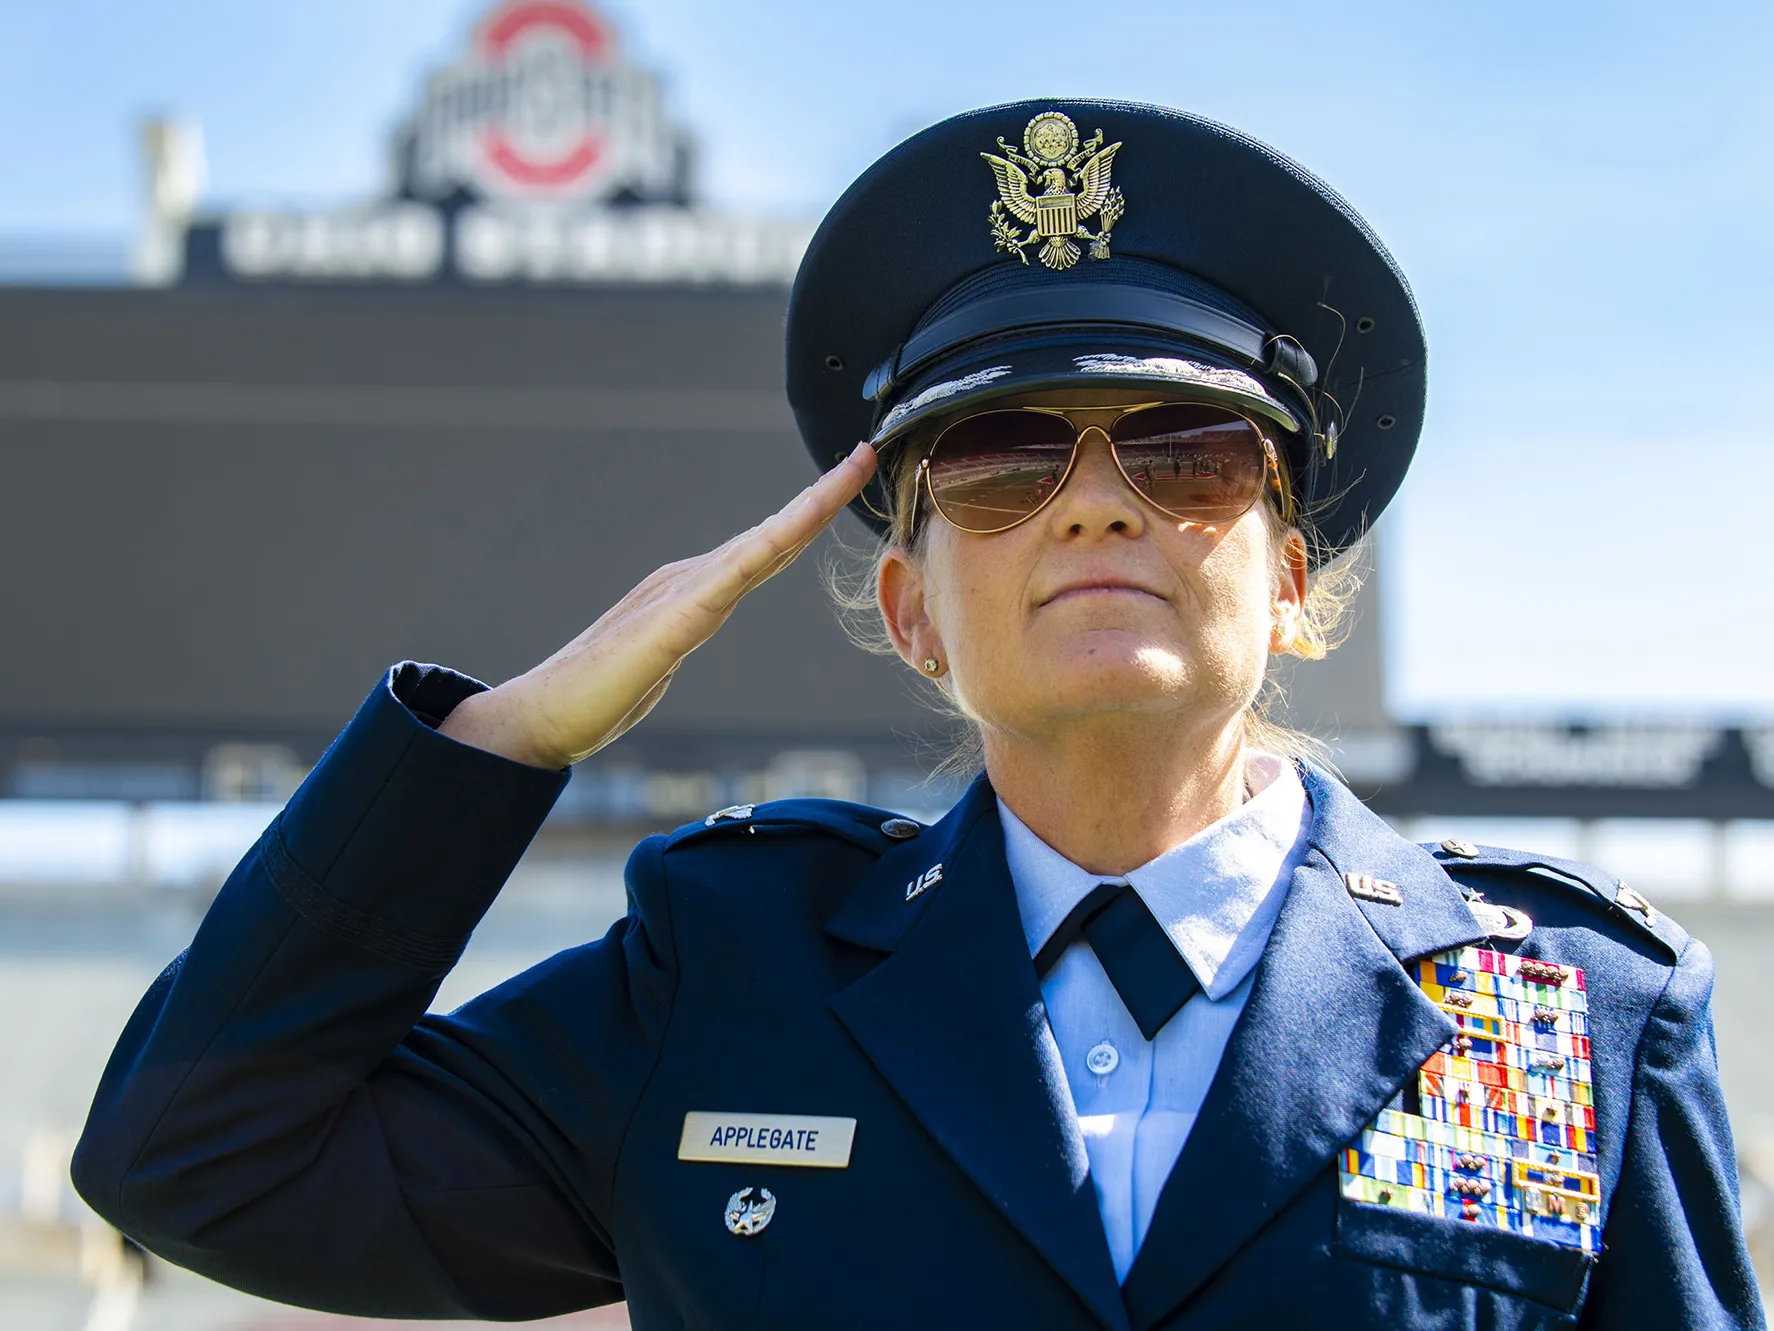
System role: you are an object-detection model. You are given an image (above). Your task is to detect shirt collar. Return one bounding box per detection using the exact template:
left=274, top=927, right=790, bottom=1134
left=998, top=754, right=1312, bottom=1001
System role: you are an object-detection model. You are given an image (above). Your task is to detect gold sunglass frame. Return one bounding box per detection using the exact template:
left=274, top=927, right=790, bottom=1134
left=911, top=401, right=1291, bottom=538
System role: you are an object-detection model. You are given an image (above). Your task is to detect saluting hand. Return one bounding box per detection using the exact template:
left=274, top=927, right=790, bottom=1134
left=439, top=442, right=878, bottom=769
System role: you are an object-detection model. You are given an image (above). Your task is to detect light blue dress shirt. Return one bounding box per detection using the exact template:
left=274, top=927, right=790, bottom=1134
left=998, top=755, right=1313, bottom=1281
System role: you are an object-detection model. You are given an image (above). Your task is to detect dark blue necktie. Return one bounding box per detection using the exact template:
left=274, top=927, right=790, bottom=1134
left=1032, top=882, right=1202, bottom=1040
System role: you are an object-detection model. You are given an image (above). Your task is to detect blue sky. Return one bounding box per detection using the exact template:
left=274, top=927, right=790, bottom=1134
left=2, top=0, right=1770, bottom=718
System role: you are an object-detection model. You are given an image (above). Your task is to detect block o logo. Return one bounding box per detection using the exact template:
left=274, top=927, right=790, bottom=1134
left=472, top=1, right=613, bottom=196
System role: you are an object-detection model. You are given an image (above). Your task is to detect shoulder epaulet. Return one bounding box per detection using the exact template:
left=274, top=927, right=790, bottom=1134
left=1421, top=838, right=1689, bottom=963
left=663, top=799, right=926, bottom=857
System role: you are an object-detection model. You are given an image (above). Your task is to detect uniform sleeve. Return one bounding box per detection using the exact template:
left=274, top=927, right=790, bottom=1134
left=1580, top=939, right=1766, bottom=1330
left=70, top=664, right=679, bottom=1322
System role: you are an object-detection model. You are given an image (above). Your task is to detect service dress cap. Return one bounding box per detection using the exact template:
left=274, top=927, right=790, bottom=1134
left=786, top=99, right=1426, bottom=561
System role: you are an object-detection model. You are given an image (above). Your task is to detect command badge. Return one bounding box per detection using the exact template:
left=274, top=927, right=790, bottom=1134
left=1339, top=946, right=1601, bottom=1251
left=981, top=111, right=1125, bottom=271
left=724, top=1186, right=777, bottom=1237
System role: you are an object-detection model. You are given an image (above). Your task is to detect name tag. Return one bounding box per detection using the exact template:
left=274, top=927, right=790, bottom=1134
left=678, top=1112, right=857, bottom=1168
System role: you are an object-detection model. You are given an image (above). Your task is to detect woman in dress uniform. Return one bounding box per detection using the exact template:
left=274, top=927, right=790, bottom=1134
left=74, top=101, right=1762, bottom=1329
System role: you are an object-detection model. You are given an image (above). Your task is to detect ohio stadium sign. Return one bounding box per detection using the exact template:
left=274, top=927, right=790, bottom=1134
left=398, top=0, right=686, bottom=204
left=178, top=0, right=812, bottom=287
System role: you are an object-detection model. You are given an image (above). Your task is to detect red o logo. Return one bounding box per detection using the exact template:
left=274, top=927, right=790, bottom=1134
left=472, top=1, right=614, bottom=196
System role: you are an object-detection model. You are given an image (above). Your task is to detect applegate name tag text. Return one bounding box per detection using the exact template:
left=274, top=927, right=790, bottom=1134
left=677, top=1112, right=857, bottom=1168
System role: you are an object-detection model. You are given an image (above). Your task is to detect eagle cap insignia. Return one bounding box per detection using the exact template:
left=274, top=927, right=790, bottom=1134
left=982, top=111, right=1125, bottom=271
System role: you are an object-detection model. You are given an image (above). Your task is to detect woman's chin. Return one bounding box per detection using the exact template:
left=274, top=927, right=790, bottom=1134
left=1032, top=641, right=1194, bottom=709
left=1050, top=632, right=1189, bottom=676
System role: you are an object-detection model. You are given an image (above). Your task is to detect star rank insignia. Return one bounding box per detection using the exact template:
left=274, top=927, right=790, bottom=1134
left=1339, top=946, right=1602, bottom=1252
left=981, top=111, right=1125, bottom=271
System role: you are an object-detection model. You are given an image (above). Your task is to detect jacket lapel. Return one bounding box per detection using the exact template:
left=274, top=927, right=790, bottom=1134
left=1121, top=765, right=1489, bottom=1330
left=826, top=775, right=1128, bottom=1331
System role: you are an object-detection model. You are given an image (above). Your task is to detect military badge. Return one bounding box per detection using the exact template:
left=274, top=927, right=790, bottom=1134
left=981, top=112, right=1125, bottom=271
left=724, top=1186, right=777, bottom=1237
left=1340, top=946, right=1601, bottom=1251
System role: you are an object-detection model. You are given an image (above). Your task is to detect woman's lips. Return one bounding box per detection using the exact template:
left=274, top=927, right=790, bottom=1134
left=1040, top=583, right=1166, bottom=607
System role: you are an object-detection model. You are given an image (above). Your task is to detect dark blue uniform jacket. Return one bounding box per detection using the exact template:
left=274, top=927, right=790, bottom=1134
left=72, top=666, right=1764, bottom=1328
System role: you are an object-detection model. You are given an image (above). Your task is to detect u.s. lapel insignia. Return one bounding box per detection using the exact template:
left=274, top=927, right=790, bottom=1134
left=1339, top=946, right=1602, bottom=1252
left=905, top=863, right=943, bottom=901
left=981, top=112, right=1125, bottom=270
left=1345, top=872, right=1403, bottom=906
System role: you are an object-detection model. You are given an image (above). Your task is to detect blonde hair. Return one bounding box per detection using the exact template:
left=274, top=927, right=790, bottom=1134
left=824, top=440, right=1367, bottom=778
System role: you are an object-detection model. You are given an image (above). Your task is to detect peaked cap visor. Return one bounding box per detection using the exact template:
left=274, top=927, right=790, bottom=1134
left=868, top=332, right=1303, bottom=451
left=785, top=99, right=1427, bottom=563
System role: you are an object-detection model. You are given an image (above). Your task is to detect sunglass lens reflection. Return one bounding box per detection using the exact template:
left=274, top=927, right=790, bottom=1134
left=924, top=411, right=1078, bottom=532
left=1109, top=405, right=1266, bottom=523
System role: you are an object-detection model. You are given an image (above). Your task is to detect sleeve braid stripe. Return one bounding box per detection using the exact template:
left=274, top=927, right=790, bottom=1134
left=262, top=816, right=465, bottom=975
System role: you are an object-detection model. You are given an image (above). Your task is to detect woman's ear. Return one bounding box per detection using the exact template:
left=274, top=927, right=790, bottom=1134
left=878, top=545, right=937, bottom=672
left=1270, top=528, right=1309, bottom=654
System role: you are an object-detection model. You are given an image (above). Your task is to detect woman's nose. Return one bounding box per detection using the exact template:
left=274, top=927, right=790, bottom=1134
left=1047, top=429, right=1146, bottom=536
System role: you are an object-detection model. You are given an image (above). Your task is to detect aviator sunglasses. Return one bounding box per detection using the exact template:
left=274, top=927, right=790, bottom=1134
left=907, top=401, right=1291, bottom=536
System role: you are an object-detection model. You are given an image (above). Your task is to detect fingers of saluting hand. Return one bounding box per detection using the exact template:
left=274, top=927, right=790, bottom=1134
left=496, top=443, right=877, bottom=767
left=693, top=441, right=877, bottom=614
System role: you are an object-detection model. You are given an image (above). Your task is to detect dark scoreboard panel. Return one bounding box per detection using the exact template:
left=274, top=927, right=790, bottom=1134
left=0, top=286, right=938, bottom=777
left=2, top=286, right=1767, bottom=823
